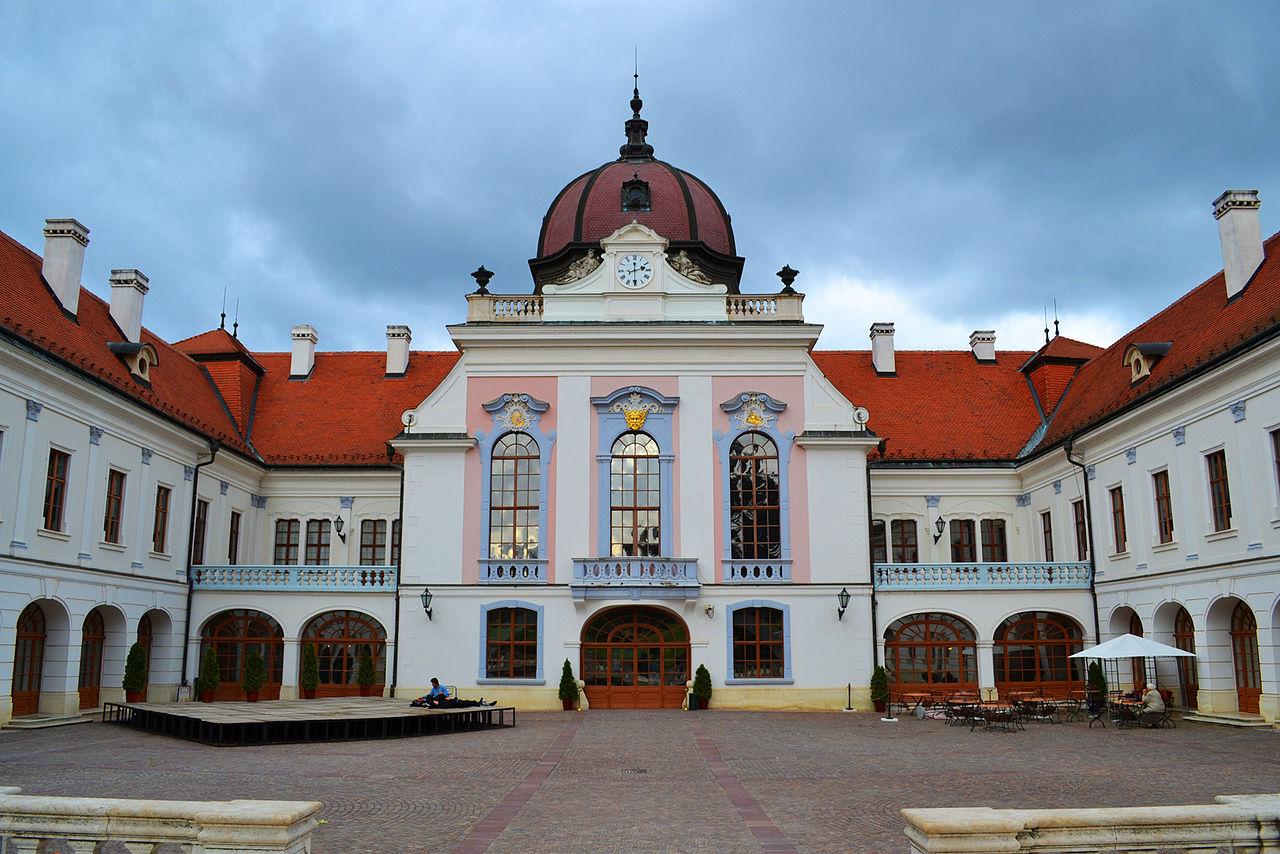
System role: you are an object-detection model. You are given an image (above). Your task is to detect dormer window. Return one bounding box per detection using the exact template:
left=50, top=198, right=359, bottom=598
left=1122, top=342, right=1171, bottom=384
left=108, top=341, right=160, bottom=384
left=621, top=174, right=650, bottom=212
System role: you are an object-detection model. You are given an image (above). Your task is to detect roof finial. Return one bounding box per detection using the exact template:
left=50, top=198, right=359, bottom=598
left=232, top=298, right=240, bottom=339
left=619, top=55, right=654, bottom=161
left=1043, top=305, right=1050, bottom=345
left=219, top=286, right=227, bottom=330
left=1053, top=298, right=1060, bottom=338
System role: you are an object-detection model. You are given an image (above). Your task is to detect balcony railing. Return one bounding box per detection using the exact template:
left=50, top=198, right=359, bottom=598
left=723, top=559, right=792, bottom=583
left=570, top=557, right=700, bottom=600
left=466, top=292, right=804, bottom=323
left=479, top=559, right=548, bottom=584
left=190, top=565, right=396, bottom=592
left=725, top=293, right=804, bottom=321
left=872, top=562, right=1092, bottom=591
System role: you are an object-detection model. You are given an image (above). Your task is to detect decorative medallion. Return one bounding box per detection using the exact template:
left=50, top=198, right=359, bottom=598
left=483, top=392, right=550, bottom=434
left=613, top=392, right=661, bottom=431
left=728, top=392, right=778, bottom=431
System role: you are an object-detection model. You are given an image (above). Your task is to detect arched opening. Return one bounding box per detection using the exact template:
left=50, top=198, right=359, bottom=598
left=581, top=605, right=689, bottom=709
left=1173, top=605, right=1198, bottom=708
left=78, top=610, right=105, bottom=709
left=883, top=612, right=977, bottom=694
left=200, top=609, right=284, bottom=700
left=138, top=609, right=176, bottom=695
left=300, top=610, right=387, bottom=697
left=1230, top=602, right=1261, bottom=714
left=489, top=432, right=541, bottom=560
left=137, top=613, right=154, bottom=688
left=993, top=611, right=1085, bottom=698
left=13, top=603, right=47, bottom=716
left=729, top=432, right=781, bottom=560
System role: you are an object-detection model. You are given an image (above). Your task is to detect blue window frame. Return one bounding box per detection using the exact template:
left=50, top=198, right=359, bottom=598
left=476, top=394, right=554, bottom=583
left=477, top=600, right=545, bottom=684
left=725, top=599, right=793, bottom=683
left=716, top=393, right=795, bottom=583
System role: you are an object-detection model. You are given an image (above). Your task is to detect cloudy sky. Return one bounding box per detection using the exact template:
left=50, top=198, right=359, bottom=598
left=2, top=2, right=1278, bottom=354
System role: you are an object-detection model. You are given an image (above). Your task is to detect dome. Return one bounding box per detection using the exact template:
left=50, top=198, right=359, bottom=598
left=530, top=80, right=743, bottom=292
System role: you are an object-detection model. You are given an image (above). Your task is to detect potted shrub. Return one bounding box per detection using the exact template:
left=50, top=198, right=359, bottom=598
left=356, top=645, right=376, bottom=697
left=241, top=648, right=265, bottom=702
left=691, top=664, right=713, bottom=711
left=1086, top=661, right=1108, bottom=714
left=558, top=659, right=579, bottom=710
left=300, top=644, right=320, bottom=700
left=870, top=665, right=890, bottom=713
left=197, top=646, right=220, bottom=702
left=123, top=641, right=149, bottom=703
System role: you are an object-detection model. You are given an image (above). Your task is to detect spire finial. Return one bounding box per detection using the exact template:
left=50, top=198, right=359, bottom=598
left=619, top=57, right=654, bottom=161
left=1043, top=305, right=1050, bottom=345
left=1053, top=298, right=1060, bottom=337
left=219, top=286, right=227, bottom=330
left=232, top=298, right=240, bottom=339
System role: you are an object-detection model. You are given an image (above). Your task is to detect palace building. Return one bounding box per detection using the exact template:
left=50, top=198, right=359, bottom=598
left=2, top=87, right=1278, bottom=725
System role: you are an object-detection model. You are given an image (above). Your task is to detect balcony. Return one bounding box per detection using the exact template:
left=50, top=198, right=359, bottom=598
left=723, top=560, right=792, bottom=583
left=478, top=559, right=548, bottom=584
left=872, top=562, right=1092, bottom=591
left=466, top=292, right=804, bottom=323
left=190, top=565, right=396, bottom=592
left=570, top=557, right=701, bottom=600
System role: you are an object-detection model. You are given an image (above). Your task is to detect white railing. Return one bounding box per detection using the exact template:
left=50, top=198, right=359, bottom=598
left=726, top=293, right=805, bottom=321
left=466, top=292, right=804, bottom=322
left=570, top=557, right=700, bottom=600
left=190, top=565, right=396, bottom=592
left=723, top=560, right=792, bottom=583
left=0, top=786, right=322, bottom=853
left=466, top=293, right=544, bottom=321
left=873, top=562, right=1092, bottom=590
left=478, top=559, right=548, bottom=584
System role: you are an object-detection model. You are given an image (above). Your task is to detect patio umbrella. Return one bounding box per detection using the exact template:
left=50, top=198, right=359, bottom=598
left=1068, top=633, right=1195, bottom=659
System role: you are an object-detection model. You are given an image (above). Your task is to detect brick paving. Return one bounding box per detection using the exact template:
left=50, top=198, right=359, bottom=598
left=1, top=710, right=1278, bottom=853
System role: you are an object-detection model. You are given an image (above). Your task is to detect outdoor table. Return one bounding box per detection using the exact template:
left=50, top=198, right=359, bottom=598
left=971, top=702, right=1022, bottom=733
left=901, top=692, right=931, bottom=713
left=1014, top=697, right=1061, bottom=724
left=1109, top=700, right=1143, bottom=729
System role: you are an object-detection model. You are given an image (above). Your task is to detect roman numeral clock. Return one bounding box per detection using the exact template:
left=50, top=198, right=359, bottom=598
left=616, top=253, right=654, bottom=289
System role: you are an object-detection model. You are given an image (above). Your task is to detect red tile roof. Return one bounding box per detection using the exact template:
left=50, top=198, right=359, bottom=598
left=1019, top=335, right=1104, bottom=370
left=811, top=350, right=1042, bottom=461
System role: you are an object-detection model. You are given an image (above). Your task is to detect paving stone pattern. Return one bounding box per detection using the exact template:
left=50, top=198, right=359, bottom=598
left=1, top=711, right=1278, bottom=853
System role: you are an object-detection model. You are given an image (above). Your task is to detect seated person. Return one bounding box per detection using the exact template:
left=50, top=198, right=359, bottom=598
left=409, top=677, right=497, bottom=709
left=1139, top=682, right=1166, bottom=726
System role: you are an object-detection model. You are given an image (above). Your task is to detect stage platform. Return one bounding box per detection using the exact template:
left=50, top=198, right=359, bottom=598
left=102, top=697, right=515, bottom=746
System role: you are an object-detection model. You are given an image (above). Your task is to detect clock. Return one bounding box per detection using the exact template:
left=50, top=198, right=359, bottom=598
left=617, top=253, right=654, bottom=289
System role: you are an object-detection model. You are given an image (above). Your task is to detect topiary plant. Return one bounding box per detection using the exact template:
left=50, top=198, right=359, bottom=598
left=692, top=664, right=713, bottom=709
left=198, top=646, right=221, bottom=699
left=300, top=644, right=320, bottom=695
left=870, top=665, right=890, bottom=710
left=122, top=642, right=149, bottom=696
left=1087, top=660, right=1107, bottom=709
left=241, top=648, right=265, bottom=696
left=558, top=659, right=579, bottom=706
left=356, top=645, right=376, bottom=687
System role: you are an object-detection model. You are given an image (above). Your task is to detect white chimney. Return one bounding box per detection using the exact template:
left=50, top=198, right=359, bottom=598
left=1213, top=189, right=1263, bottom=301
left=970, top=329, right=996, bottom=363
left=108, top=269, right=149, bottom=343
left=386, top=324, right=411, bottom=376
left=42, top=218, right=90, bottom=316
left=290, top=324, right=317, bottom=378
left=870, top=322, right=895, bottom=375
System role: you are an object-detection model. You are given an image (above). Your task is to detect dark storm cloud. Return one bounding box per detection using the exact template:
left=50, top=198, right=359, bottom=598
left=1, top=2, right=1277, bottom=351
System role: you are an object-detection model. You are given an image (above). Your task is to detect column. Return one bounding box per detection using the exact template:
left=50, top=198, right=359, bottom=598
left=8, top=400, right=43, bottom=551
left=279, top=639, right=300, bottom=700
left=129, top=447, right=153, bottom=570
left=977, top=640, right=997, bottom=700
left=76, top=426, right=104, bottom=564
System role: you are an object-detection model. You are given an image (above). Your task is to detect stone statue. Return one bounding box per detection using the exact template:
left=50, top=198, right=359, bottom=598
left=548, top=249, right=601, bottom=285
left=668, top=250, right=712, bottom=284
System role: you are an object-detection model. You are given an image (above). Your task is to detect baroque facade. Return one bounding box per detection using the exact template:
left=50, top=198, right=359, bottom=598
left=2, top=91, right=1278, bottom=724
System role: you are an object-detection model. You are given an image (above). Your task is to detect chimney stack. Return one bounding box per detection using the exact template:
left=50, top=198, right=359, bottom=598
left=290, top=324, right=317, bottom=378
left=870, top=322, right=896, bottom=375
left=1213, top=189, right=1263, bottom=301
left=970, top=329, right=996, bottom=363
left=42, top=218, right=90, bottom=316
left=386, top=325, right=411, bottom=376
left=108, top=269, right=149, bottom=343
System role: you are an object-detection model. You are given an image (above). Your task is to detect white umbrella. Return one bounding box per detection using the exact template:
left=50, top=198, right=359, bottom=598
left=1068, top=633, right=1195, bottom=659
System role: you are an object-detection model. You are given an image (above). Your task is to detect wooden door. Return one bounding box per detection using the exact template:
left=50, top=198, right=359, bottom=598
left=1231, top=603, right=1261, bottom=715
left=12, top=603, right=46, bottom=717
left=581, top=606, right=690, bottom=709
left=1173, top=606, right=1198, bottom=708
left=78, top=610, right=105, bottom=710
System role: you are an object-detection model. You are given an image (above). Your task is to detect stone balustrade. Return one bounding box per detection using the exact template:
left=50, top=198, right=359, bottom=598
left=723, top=560, right=792, bottom=583
left=190, top=565, right=396, bottom=592
left=902, top=793, right=1280, bottom=853
left=570, top=557, right=700, bottom=599
left=873, top=562, right=1092, bottom=590
left=466, top=293, right=544, bottom=321
left=478, top=559, right=548, bottom=584
left=725, top=293, right=805, bottom=321
left=465, top=292, right=804, bottom=322
left=0, top=785, right=322, bottom=853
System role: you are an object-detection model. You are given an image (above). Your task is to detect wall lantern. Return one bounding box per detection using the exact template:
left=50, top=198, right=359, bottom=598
left=420, top=587, right=434, bottom=621
left=836, top=587, right=851, bottom=620
left=932, top=516, right=947, bottom=544
left=333, top=515, right=346, bottom=543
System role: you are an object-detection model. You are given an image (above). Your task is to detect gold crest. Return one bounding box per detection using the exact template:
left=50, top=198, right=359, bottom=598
left=744, top=410, right=765, bottom=427
left=624, top=408, right=648, bottom=431
left=508, top=409, right=529, bottom=429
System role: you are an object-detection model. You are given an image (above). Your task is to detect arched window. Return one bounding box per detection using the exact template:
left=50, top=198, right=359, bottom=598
left=731, top=606, right=785, bottom=679
left=729, top=433, right=781, bottom=560
left=1230, top=602, right=1261, bottom=714
left=610, top=432, right=661, bottom=557
left=200, top=609, right=284, bottom=701
left=489, top=432, right=541, bottom=560
left=13, top=603, right=47, bottom=717
left=993, top=611, right=1085, bottom=697
left=883, top=613, right=977, bottom=690
left=137, top=612, right=153, bottom=686
left=485, top=607, right=539, bottom=679
left=1173, top=605, right=1197, bottom=708
left=78, top=609, right=106, bottom=710
left=302, top=610, right=386, bottom=696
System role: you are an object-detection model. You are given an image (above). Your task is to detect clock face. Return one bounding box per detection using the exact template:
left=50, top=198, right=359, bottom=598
left=617, top=253, right=654, bottom=289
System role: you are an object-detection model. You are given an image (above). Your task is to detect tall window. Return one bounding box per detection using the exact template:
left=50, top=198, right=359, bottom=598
left=305, top=519, right=331, bottom=566
left=1152, top=470, right=1175, bottom=544
left=360, top=519, right=387, bottom=565
left=227, top=511, right=241, bottom=565
left=43, top=448, right=70, bottom=531
left=980, top=519, right=1007, bottom=562
left=1173, top=605, right=1198, bottom=708
left=152, top=485, right=171, bottom=553
left=729, top=433, right=781, bottom=560
left=390, top=518, right=401, bottom=567
left=1109, top=486, right=1126, bottom=553
left=1272, top=429, right=1280, bottom=497
left=610, top=433, right=660, bottom=557
left=489, top=432, right=540, bottom=560
left=485, top=607, right=538, bottom=679
left=890, top=520, right=918, bottom=563
left=870, top=520, right=887, bottom=564
left=950, top=519, right=976, bottom=562
left=1205, top=450, right=1232, bottom=532
left=273, top=518, right=299, bottom=565
left=731, top=606, right=785, bottom=679
left=103, top=469, right=127, bottom=544
left=1072, top=499, right=1088, bottom=560
left=1040, top=511, right=1054, bottom=561
left=192, top=499, right=209, bottom=565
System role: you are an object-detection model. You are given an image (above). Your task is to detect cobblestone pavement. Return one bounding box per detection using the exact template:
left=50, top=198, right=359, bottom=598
left=1, top=711, right=1278, bottom=853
